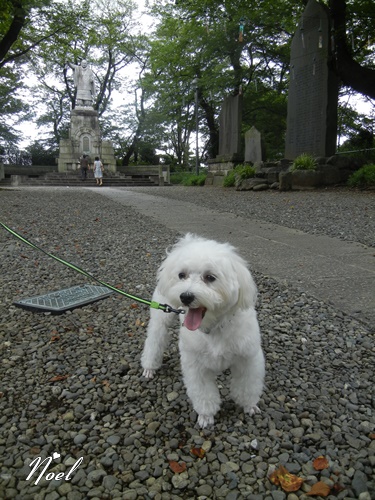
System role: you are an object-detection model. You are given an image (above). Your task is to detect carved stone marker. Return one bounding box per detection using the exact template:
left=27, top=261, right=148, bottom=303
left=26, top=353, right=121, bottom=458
left=285, top=0, right=338, bottom=159
left=206, top=93, right=243, bottom=181
left=244, top=126, right=263, bottom=163
left=218, top=94, right=243, bottom=159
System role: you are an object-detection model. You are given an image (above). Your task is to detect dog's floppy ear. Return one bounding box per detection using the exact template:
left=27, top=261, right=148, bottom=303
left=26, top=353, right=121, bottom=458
left=155, top=233, right=196, bottom=296
left=155, top=262, right=171, bottom=296
left=232, top=256, right=257, bottom=309
left=155, top=249, right=180, bottom=297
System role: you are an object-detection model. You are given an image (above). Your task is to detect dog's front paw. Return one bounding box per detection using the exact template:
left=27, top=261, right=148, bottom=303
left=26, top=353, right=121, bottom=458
left=142, top=368, right=156, bottom=379
left=197, top=414, right=215, bottom=428
left=246, top=405, right=261, bottom=416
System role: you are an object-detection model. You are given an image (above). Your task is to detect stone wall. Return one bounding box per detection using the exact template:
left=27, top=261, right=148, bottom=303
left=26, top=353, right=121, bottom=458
left=227, top=156, right=367, bottom=191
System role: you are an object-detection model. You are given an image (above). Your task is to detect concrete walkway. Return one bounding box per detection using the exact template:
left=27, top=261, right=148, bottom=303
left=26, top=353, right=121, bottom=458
left=92, top=187, right=375, bottom=327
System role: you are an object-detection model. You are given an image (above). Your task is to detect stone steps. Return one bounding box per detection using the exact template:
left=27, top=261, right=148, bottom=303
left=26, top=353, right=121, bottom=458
left=0, top=172, right=161, bottom=188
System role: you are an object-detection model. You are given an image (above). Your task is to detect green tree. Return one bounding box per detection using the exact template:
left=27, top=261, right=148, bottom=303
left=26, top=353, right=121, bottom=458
left=144, top=0, right=374, bottom=161
left=0, top=0, right=67, bottom=68
left=0, top=66, right=28, bottom=146
left=26, top=140, right=58, bottom=165
left=0, top=0, right=91, bottom=147
left=1, top=0, right=143, bottom=151
left=23, top=0, right=144, bottom=150
left=144, top=0, right=300, bottom=160
left=1, top=0, right=374, bottom=161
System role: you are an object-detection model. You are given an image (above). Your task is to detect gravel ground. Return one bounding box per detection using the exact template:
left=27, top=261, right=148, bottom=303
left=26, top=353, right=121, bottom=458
left=129, top=186, right=375, bottom=248
left=0, top=187, right=374, bottom=500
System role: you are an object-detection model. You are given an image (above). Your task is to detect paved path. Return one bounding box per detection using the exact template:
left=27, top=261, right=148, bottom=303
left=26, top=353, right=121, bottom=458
left=93, top=187, right=375, bottom=327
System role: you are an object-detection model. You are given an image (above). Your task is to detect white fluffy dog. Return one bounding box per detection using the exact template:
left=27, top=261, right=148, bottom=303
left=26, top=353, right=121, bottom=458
left=141, top=233, right=265, bottom=428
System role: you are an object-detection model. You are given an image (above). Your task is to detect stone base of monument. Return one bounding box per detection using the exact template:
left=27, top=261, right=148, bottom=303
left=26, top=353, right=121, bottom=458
left=205, top=172, right=225, bottom=187
left=279, top=162, right=354, bottom=191
left=279, top=170, right=323, bottom=190
left=58, top=108, right=116, bottom=174
left=206, top=154, right=244, bottom=186
left=236, top=178, right=271, bottom=191
left=218, top=155, right=364, bottom=191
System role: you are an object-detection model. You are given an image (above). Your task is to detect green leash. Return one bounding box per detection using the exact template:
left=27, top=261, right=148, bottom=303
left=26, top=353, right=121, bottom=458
left=0, top=222, right=182, bottom=314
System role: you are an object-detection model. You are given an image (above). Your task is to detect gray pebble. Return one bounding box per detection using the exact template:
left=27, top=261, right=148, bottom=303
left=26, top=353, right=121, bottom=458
left=106, top=435, right=121, bottom=446
left=352, top=470, right=369, bottom=496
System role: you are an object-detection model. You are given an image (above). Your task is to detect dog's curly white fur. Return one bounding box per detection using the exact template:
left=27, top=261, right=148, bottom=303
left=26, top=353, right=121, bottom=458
left=141, top=233, right=265, bottom=428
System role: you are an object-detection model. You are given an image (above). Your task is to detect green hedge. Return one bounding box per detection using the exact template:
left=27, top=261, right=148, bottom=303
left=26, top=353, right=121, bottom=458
left=347, top=164, right=375, bottom=188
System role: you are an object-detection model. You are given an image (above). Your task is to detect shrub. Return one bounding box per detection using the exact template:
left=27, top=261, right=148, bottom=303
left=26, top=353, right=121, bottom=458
left=237, top=164, right=256, bottom=180
left=223, top=164, right=256, bottom=187
left=223, top=170, right=236, bottom=187
left=170, top=172, right=191, bottom=184
left=291, top=153, right=317, bottom=171
left=347, top=164, right=375, bottom=188
left=181, top=172, right=207, bottom=186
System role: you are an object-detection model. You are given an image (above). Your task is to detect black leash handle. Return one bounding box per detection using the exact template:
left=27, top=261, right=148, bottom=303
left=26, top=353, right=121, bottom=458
left=0, top=222, right=183, bottom=315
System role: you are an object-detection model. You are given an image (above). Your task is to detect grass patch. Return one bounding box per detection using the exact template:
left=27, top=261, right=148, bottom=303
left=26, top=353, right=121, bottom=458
left=223, top=164, right=256, bottom=187
left=183, top=173, right=207, bottom=186
left=290, top=153, right=317, bottom=171
left=347, top=163, right=375, bottom=188
left=170, top=171, right=207, bottom=186
left=170, top=172, right=191, bottom=184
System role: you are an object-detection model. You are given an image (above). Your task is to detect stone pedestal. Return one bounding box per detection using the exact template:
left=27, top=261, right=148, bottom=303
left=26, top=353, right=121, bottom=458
left=58, top=108, right=116, bottom=173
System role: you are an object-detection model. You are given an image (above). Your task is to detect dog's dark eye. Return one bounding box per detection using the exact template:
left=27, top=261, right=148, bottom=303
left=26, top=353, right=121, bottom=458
left=205, top=274, right=216, bottom=283
left=178, top=272, right=186, bottom=280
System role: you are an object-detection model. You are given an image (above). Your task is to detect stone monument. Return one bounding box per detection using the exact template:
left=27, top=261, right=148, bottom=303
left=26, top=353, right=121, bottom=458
left=244, top=126, right=263, bottom=164
left=206, top=94, right=244, bottom=179
left=218, top=94, right=243, bottom=159
left=58, top=60, right=116, bottom=173
left=284, top=0, right=338, bottom=159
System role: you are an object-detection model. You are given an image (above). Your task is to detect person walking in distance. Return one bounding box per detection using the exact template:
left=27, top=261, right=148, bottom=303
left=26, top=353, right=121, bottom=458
left=93, top=156, right=104, bottom=186
left=80, top=155, right=90, bottom=180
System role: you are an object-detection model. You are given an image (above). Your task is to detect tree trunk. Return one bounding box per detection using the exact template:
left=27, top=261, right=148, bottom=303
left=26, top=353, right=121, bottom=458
left=199, top=95, right=219, bottom=159
left=0, top=0, right=27, bottom=67
left=122, top=136, right=137, bottom=166
left=330, top=0, right=375, bottom=99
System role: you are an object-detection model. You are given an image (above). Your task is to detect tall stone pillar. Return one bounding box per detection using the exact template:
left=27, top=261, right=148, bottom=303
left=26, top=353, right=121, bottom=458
left=206, top=94, right=244, bottom=177
left=285, top=0, right=338, bottom=159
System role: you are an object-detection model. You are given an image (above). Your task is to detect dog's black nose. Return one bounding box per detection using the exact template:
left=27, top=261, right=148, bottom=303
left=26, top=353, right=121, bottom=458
left=180, top=292, right=195, bottom=306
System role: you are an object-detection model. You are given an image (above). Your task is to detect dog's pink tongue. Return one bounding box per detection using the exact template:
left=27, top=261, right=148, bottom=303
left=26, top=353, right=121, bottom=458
left=183, top=307, right=205, bottom=331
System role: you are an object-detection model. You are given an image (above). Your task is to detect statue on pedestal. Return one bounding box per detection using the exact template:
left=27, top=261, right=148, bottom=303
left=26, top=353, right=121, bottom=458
left=59, top=58, right=116, bottom=174
left=66, top=59, right=95, bottom=107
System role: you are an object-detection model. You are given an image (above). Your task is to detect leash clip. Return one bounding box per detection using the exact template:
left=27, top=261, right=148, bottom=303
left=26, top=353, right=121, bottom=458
left=162, top=304, right=185, bottom=315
